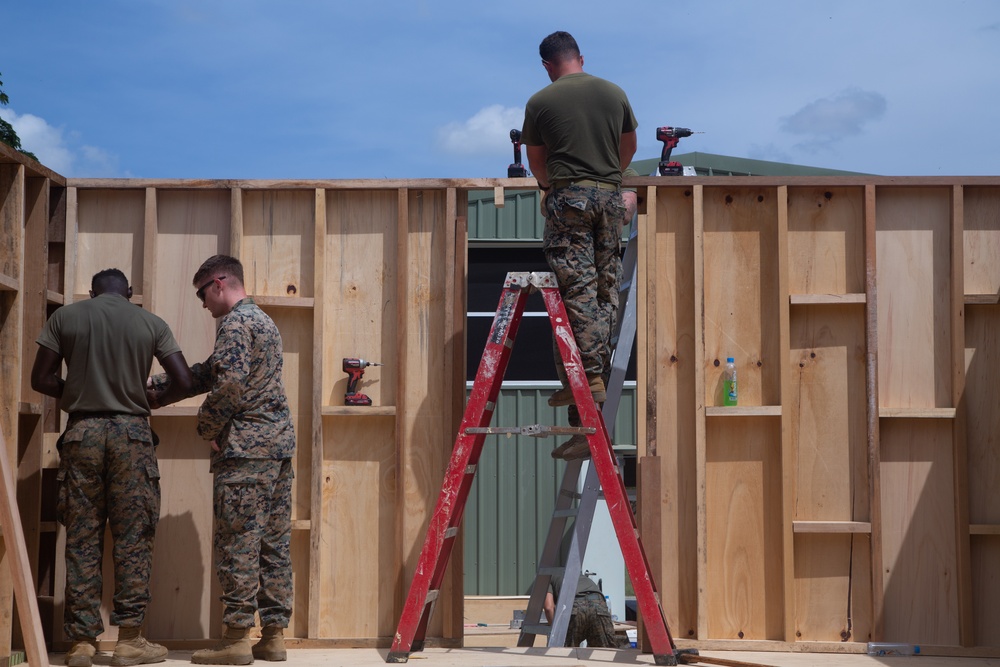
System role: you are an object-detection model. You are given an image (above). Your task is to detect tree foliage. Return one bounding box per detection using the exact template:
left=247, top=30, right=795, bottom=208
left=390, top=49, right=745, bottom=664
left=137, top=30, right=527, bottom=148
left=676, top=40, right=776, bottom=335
left=0, top=72, right=39, bottom=161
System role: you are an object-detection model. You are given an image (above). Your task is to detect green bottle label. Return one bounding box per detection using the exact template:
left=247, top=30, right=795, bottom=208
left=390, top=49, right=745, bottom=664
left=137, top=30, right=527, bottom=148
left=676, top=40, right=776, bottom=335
left=723, top=380, right=738, bottom=406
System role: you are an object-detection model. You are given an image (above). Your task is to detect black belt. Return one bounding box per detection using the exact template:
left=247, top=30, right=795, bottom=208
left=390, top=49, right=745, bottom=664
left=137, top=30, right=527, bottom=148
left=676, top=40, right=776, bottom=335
left=69, top=411, right=141, bottom=420
left=551, top=178, right=620, bottom=192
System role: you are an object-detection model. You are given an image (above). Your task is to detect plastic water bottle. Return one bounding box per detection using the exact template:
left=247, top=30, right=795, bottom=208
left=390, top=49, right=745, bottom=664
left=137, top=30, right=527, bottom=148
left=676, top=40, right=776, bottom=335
left=867, top=642, right=920, bottom=656
left=723, top=357, right=738, bottom=406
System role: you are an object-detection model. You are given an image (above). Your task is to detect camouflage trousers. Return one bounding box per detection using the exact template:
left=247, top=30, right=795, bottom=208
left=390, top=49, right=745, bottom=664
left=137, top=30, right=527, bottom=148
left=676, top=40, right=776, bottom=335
left=212, top=457, right=293, bottom=629
left=543, top=184, right=627, bottom=384
left=566, top=595, right=628, bottom=648
left=57, top=414, right=161, bottom=640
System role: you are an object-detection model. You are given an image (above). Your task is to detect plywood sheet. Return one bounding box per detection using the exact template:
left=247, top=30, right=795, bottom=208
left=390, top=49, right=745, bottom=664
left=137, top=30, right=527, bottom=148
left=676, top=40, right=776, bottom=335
left=789, top=305, right=868, bottom=521
left=705, top=416, right=783, bottom=640
left=786, top=187, right=865, bottom=296
left=322, top=191, right=398, bottom=408
left=879, top=419, right=959, bottom=645
left=318, top=415, right=396, bottom=638
left=651, top=186, right=698, bottom=637
left=962, top=186, right=1000, bottom=296
left=702, top=187, right=781, bottom=406
left=242, top=190, right=315, bottom=298
left=963, top=307, right=1000, bottom=524
left=875, top=187, right=952, bottom=408
left=145, top=416, right=218, bottom=640
left=970, top=536, right=1000, bottom=646
left=75, top=190, right=145, bottom=296
left=793, top=533, right=872, bottom=642
left=151, top=190, right=231, bottom=408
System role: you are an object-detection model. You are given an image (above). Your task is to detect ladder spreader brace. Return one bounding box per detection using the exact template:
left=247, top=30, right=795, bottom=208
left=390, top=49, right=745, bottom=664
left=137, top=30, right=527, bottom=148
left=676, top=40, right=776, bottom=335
left=386, top=271, right=681, bottom=665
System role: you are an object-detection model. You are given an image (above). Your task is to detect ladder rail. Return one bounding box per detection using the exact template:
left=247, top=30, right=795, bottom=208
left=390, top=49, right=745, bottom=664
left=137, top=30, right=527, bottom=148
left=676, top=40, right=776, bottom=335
left=388, top=276, right=534, bottom=660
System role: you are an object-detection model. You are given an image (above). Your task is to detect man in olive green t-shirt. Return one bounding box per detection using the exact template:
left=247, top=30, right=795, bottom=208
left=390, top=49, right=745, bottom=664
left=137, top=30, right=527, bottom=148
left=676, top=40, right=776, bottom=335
left=521, top=30, right=638, bottom=456
left=32, top=268, right=192, bottom=667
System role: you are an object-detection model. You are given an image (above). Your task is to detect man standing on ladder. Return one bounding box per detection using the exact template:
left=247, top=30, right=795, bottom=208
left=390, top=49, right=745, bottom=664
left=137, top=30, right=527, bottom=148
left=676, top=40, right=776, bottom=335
left=520, top=30, right=638, bottom=458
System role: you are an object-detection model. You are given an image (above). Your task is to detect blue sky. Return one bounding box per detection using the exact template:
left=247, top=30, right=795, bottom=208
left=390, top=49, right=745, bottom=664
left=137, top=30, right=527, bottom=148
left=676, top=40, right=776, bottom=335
left=2, top=0, right=998, bottom=179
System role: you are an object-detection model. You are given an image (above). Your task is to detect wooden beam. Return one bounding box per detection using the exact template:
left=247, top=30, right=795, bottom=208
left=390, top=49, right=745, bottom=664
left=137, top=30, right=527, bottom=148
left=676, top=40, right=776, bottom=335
left=0, top=427, right=50, bottom=667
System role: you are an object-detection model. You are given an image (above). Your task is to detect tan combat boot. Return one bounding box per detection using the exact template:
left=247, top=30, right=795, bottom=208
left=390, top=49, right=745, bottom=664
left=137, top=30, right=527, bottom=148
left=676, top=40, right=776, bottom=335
left=65, top=639, right=97, bottom=667
left=111, top=626, right=168, bottom=666
left=192, top=626, right=253, bottom=665
left=547, top=374, right=606, bottom=407
left=251, top=626, right=286, bottom=661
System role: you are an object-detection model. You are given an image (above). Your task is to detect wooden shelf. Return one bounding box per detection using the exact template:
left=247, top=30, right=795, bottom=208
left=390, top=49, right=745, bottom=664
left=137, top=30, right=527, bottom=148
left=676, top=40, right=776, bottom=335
left=18, top=402, right=42, bottom=415
left=965, top=294, right=1000, bottom=305
left=789, top=293, right=866, bottom=305
left=793, top=521, right=872, bottom=534
left=291, top=519, right=311, bottom=531
left=705, top=405, right=782, bottom=417
left=878, top=407, right=956, bottom=418
left=970, top=524, right=1000, bottom=536
left=0, top=272, right=18, bottom=291
left=322, top=405, right=396, bottom=416
left=252, top=295, right=314, bottom=308
left=46, top=290, right=64, bottom=305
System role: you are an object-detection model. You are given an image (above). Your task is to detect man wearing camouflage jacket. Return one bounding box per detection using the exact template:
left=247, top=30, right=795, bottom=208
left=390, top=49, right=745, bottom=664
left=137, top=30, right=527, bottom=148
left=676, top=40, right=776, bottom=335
left=148, top=255, right=295, bottom=665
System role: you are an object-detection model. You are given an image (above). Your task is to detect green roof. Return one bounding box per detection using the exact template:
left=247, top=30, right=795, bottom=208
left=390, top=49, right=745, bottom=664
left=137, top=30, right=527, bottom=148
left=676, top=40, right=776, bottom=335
left=630, top=151, right=871, bottom=177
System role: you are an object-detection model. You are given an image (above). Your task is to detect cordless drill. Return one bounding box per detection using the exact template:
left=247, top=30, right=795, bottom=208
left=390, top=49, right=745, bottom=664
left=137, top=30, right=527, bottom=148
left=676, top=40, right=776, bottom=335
left=508, top=129, right=528, bottom=178
left=656, top=126, right=697, bottom=176
left=343, top=358, right=382, bottom=406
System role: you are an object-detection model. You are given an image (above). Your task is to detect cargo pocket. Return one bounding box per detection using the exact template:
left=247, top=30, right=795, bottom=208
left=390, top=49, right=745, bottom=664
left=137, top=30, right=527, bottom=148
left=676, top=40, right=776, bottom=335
left=55, top=468, right=68, bottom=526
left=215, top=473, right=259, bottom=536
left=143, top=462, right=162, bottom=526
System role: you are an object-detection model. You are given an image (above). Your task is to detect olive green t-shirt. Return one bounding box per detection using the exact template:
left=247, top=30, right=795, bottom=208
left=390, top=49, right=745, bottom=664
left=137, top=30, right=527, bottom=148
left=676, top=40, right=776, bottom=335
left=36, top=293, right=181, bottom=415
left=521, top=72, right=638, bottom=185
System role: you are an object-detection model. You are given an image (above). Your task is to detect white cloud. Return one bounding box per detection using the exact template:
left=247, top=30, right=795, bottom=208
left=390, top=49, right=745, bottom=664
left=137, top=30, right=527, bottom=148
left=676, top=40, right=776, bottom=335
left=437, top=104, right=524, bottom=156
left=0, top=107, right=120, bottom=176
left=780, top=88, right=887, bottom=139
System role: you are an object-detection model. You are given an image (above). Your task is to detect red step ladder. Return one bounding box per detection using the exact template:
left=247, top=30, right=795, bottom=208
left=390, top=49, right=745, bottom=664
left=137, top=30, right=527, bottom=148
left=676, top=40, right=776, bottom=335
left=386, top=271, right=681, bottom=665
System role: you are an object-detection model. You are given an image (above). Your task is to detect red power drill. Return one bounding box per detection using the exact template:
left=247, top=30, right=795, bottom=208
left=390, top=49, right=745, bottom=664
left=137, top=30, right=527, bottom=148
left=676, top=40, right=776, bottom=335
left=656, top=126, right=699, bottom=176
left=343, top=358, right=382, bottom=406
left=508, top=129, right=528, bottom=178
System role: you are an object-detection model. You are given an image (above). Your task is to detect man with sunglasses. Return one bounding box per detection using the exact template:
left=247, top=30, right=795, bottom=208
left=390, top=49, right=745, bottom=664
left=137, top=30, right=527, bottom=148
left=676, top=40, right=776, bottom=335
left=32, top=268, right=193, bottom=667
left=520, top=31, right=637, bottom=433
left=148, top=255, right=295, bottom=664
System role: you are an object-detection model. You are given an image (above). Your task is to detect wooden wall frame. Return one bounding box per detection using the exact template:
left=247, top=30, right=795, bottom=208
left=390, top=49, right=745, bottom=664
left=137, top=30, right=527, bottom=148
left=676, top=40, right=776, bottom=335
left=3, top=139, right=1000, bottom=656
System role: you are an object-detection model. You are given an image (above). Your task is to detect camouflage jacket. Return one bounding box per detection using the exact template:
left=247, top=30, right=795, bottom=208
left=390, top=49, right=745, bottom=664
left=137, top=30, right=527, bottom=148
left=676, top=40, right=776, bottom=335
left=155, top=297, right=295, bottom=464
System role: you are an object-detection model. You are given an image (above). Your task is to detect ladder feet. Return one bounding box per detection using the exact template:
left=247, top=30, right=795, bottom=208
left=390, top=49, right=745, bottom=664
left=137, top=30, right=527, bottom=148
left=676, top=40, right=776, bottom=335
left=653, top=654, right=679, bottom=666
left=385, top=651, right=410, bottom=663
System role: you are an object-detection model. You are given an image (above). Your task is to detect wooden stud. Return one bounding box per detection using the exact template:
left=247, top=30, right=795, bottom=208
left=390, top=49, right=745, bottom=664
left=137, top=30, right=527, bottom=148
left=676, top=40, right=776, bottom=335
left=864, top=184, right=884, bottom=640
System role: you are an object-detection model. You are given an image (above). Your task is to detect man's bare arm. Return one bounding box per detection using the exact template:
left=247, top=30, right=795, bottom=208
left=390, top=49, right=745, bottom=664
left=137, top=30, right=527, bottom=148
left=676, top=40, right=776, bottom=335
left=619, top=130, right=637, bottom=172
left=148, top=351, right=195, bottom=409
left=526, top=144, right=550, bottom=188
left=30, top=346, right=64, bottom=398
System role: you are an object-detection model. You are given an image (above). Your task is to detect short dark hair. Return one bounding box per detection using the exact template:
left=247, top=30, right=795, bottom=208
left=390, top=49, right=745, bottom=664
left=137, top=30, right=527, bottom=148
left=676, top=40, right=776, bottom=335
left=91, top=268, right=129, bottom=295
left=193, top=254, right=244, bottom=287
left=539, top=31, right=580, bottom=64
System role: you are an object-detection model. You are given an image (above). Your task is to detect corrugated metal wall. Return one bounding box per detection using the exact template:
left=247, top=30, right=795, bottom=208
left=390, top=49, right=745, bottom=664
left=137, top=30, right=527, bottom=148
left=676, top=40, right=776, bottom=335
left=467, top=190, right=544, bottom=241
left=463, top=386, right=636, bottom=596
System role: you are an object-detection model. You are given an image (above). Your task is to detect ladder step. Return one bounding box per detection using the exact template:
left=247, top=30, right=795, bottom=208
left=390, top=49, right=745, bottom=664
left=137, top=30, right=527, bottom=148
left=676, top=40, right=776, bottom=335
left=424, top=589, right=439, bottom=605
left=464, top=424, right=595, bottom=437
left=538, top=566, right=564, bottom=577
left=521, top=624, right=551, bottom=636
left=552, top=508, right=578, bottom=519
left=444, top=526, right=458, bottom=539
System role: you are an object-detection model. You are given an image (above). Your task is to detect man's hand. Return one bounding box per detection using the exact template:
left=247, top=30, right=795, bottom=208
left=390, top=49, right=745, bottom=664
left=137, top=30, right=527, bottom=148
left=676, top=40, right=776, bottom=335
left=622, top=191, right=638, bottom=228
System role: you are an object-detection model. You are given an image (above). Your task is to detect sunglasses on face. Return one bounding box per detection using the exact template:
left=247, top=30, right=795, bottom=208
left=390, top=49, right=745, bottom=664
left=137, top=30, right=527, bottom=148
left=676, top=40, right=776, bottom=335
left=196, top=276, right=225, bottom=303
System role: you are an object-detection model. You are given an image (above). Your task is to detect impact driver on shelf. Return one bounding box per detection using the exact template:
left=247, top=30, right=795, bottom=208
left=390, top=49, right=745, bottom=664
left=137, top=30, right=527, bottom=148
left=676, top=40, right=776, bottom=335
left=343, top=358, right=382, bottom=406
